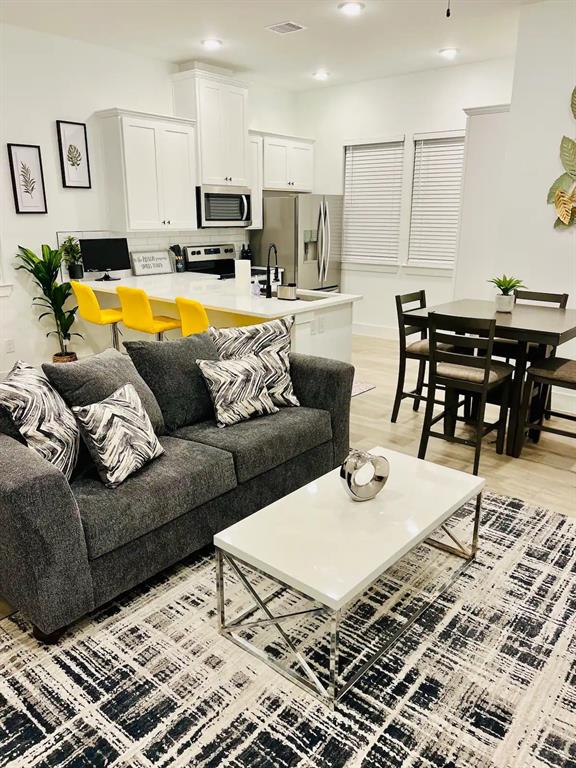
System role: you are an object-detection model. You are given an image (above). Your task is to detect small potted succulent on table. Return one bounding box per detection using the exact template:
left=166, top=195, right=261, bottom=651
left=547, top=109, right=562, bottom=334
left=488, top=274, right=526, bottom=313
left=16, top=244, right=82, bottom=363
left=61, top=235, right=84, bottom=280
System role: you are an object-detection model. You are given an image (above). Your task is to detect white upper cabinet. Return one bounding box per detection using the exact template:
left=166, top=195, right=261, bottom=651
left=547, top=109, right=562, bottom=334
left=173, top=69, right=249, bottom=187
left=122, top=118, right=163, bottom=230
left=158, top=123, right=198, bottom=230
left=220, top=84, right=249, bottom=186
left=263, top=135, right=314, bottom=192
left=98, top=109, right=198, bottom=232
left=248, top=133, right=263, bottom=230
left=197, top=79, right=224, bottom=185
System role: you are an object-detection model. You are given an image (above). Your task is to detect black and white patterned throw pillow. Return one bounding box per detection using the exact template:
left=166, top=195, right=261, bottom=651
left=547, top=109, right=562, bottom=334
left=0, top=360, right=79, bottom=479
left=73, top=383, right=164, bottom=489
left=197, top=355, right=279, bottom=428
left=208, top=318, right=299, bottom=407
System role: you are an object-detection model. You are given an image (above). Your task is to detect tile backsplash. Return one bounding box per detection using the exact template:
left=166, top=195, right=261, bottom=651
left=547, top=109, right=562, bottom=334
left=57, top=228, right=250, bottom=277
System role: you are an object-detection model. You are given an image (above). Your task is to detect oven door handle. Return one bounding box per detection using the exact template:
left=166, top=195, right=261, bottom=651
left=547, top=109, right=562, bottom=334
left=241, top=195, right=248, bottom=222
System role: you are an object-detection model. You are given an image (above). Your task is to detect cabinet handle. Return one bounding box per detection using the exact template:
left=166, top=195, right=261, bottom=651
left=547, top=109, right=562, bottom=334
left=167, top=220, right=171, bottom=224
left=162, top=220, right=166, bottom=224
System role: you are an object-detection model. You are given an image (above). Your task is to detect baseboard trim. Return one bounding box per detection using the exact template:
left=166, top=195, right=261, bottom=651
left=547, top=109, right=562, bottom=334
left=353, top=323, right=397, bottom=340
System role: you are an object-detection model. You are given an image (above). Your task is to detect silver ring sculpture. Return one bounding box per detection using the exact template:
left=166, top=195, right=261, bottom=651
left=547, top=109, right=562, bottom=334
left=340, top=449, right=390, bottom=502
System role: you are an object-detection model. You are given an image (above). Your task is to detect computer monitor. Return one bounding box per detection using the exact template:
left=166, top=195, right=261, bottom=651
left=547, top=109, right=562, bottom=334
left=79, top=238, right=131, bottom=281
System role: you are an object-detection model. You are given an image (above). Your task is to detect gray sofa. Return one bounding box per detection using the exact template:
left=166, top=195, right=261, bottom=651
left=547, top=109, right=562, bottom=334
left=0, top=337, right=354, bottom=641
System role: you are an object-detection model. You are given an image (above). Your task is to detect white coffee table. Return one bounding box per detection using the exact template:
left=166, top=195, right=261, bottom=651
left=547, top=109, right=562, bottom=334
left=214, top=447, right=485, bottom=708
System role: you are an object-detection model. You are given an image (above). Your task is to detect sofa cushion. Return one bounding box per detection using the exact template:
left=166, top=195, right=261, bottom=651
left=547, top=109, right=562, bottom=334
left=43, top=348, right=165, bottom=435
left=197, top=354, right=279, bottom=428
left=0, top=360, right=80, bottom=479
left=71, top=436, right=237, bottom=559
left=209, top=318, right=299, bottom=407
left=173, top=406, right=332, bottom=483
left=73, top=383, right=164, bottom=489
left=124, top=334, right=219, bottom=431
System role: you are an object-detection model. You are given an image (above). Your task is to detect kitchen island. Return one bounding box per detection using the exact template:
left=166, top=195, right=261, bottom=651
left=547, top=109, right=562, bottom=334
left=85, top=272, right=361, bottom=363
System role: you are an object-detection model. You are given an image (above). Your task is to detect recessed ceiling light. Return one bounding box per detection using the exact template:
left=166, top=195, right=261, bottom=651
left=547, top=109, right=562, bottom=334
left=338, top=2, right=365, bottom=17
left=202, top=39, right=223, bottom=51
left=313, top=70, right=330, bottom=81
left=438, top=47, right=459, bottom=60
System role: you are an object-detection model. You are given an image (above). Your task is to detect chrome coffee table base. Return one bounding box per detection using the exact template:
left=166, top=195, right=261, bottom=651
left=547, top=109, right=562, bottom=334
left=215, top=493, right=482, bottom=709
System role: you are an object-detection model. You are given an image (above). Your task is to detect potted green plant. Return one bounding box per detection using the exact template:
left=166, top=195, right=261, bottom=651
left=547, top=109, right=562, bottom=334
left=16, top=244, right=82, bottom=362
left=488, top=274, right=526, bottom=313
left=60, top=235, right=84, bottom=279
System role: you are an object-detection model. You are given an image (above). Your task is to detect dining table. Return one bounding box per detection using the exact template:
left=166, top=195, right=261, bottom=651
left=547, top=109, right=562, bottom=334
left=407, top=298, right=576, bottom=457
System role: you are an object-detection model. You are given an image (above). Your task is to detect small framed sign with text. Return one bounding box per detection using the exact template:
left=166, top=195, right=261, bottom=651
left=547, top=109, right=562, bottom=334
left=130, top=249, right=174, bottom=276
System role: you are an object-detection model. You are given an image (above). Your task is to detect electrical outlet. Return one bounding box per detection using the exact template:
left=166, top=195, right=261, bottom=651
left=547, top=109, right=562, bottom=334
left=5, top=339, right=15, bottom=354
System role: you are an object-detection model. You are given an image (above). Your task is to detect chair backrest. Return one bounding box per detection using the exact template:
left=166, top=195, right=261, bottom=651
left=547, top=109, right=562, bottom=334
left=395, top=290, right=426, bottom=350
left=116, top=286, right=155, bottom=331
left=175, top=297, right=210, bottom=336
left=514, top=290, right=569, bottom=309
left=428, top=312, right=497, bottom=390
left=71, top=281, right=103, bottom=324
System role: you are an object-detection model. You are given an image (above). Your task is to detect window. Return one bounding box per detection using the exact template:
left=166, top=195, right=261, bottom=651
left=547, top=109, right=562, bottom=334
left=408, top=134, right=465, bottom=267
left=342, top=140, right=404, bottom=263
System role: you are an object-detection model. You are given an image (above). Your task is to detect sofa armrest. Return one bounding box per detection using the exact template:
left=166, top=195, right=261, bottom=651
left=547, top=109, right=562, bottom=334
left=0, top=434, right=94, bottom=634
left=289, top=353, right=354, bottom=466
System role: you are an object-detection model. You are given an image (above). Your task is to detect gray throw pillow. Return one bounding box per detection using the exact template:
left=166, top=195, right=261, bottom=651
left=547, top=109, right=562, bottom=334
left=124, top=334, right=219, bottom=431
left=73, top=383, right=164, bottom=489
left=43, top=348, right=165, bottom=435
left=0, top=360, right=79, bottom=479
left=197, top=355, right=279, bottom=428
left=208, top=318, right=299, bottom=408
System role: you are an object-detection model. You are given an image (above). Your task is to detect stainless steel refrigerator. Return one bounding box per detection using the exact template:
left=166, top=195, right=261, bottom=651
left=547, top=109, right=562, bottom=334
left=249, top=193, right=343, bottom=291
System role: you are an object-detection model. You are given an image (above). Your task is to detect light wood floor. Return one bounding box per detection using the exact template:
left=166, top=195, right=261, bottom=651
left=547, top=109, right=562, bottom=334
left=1, top=335, right=574, bottom=622
left=350, top=335, right=576, bottom=517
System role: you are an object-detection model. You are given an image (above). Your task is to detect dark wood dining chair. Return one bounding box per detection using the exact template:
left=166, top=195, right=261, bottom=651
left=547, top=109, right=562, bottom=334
left=418, top=313, right=513, bottom=475
left=518, top=357, right=576, bottom=452
left=391, top=291, right=453, bottom=423
left=492, top=290, right=570, bottom=429
left=493, top=290, right=569, bottom=361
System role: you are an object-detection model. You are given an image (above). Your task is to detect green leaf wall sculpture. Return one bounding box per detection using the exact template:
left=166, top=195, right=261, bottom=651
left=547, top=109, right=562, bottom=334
left=548, top=86, right=576, bottom=229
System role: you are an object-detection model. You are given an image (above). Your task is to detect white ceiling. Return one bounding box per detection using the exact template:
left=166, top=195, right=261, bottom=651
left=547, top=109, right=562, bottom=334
left=0, top=0, right=528, bottom=90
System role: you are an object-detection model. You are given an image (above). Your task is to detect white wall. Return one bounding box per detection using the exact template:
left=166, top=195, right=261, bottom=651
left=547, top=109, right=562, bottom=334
left=496, top=0, right=576, bottom=309
left=454, top=106, right=511, bottom=300
left=248, top=83, right=298, bottom=135
left=294, top=58, right=515, bottom=335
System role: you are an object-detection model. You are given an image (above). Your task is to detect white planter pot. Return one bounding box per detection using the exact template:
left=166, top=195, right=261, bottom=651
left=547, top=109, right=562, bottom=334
left=495, top=294, right=514, bottom=313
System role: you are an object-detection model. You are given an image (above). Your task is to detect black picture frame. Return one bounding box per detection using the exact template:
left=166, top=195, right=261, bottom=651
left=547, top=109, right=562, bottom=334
left=7, top=143, right=48, bottom=214
left=56, top=120, right=92, bottom=189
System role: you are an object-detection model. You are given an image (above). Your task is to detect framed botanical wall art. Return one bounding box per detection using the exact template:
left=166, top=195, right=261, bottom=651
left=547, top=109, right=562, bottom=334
left=7, top=143, right=48, bottom=214
left=56, top=120, right=92, bottom=188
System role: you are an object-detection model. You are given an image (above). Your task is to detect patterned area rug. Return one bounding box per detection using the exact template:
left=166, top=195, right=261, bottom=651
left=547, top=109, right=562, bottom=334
left=351, top=380, right=376, bottom=397
left=1, top=493, right=575, bottom=768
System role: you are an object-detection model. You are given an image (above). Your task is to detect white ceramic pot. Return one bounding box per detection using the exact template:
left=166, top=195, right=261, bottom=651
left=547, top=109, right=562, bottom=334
left=495, top=294, right=514, bottom=313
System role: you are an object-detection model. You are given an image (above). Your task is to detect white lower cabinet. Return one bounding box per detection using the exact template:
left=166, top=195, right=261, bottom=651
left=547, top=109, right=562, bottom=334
left=98, top=109, right=198, bottom=232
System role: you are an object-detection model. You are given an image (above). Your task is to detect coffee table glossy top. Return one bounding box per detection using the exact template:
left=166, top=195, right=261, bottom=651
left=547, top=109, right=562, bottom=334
left=214, top=448, right=485, bottom=610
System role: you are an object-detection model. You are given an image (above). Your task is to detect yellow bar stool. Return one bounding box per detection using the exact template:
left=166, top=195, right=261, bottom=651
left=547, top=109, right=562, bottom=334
left=116, top=286, right=181, bottom=341
left=175, top=297, right=210, bottom=336
left=71, top=281, right=123, bottom=350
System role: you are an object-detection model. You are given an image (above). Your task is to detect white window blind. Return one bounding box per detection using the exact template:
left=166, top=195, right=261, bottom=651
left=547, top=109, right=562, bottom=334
left=408, top=135, right=465, bottom=266
left=342, top=141, right=404, bottom=263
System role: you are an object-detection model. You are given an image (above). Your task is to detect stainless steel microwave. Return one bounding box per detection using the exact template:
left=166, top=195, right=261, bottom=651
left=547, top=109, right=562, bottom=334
left=196, top=185, right=252, bottom=228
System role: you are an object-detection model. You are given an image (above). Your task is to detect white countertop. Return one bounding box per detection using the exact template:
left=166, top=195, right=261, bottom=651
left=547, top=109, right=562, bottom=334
left=214, top=448, right=485, bottom=610
left=85, top=272, right=361, bottom=319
